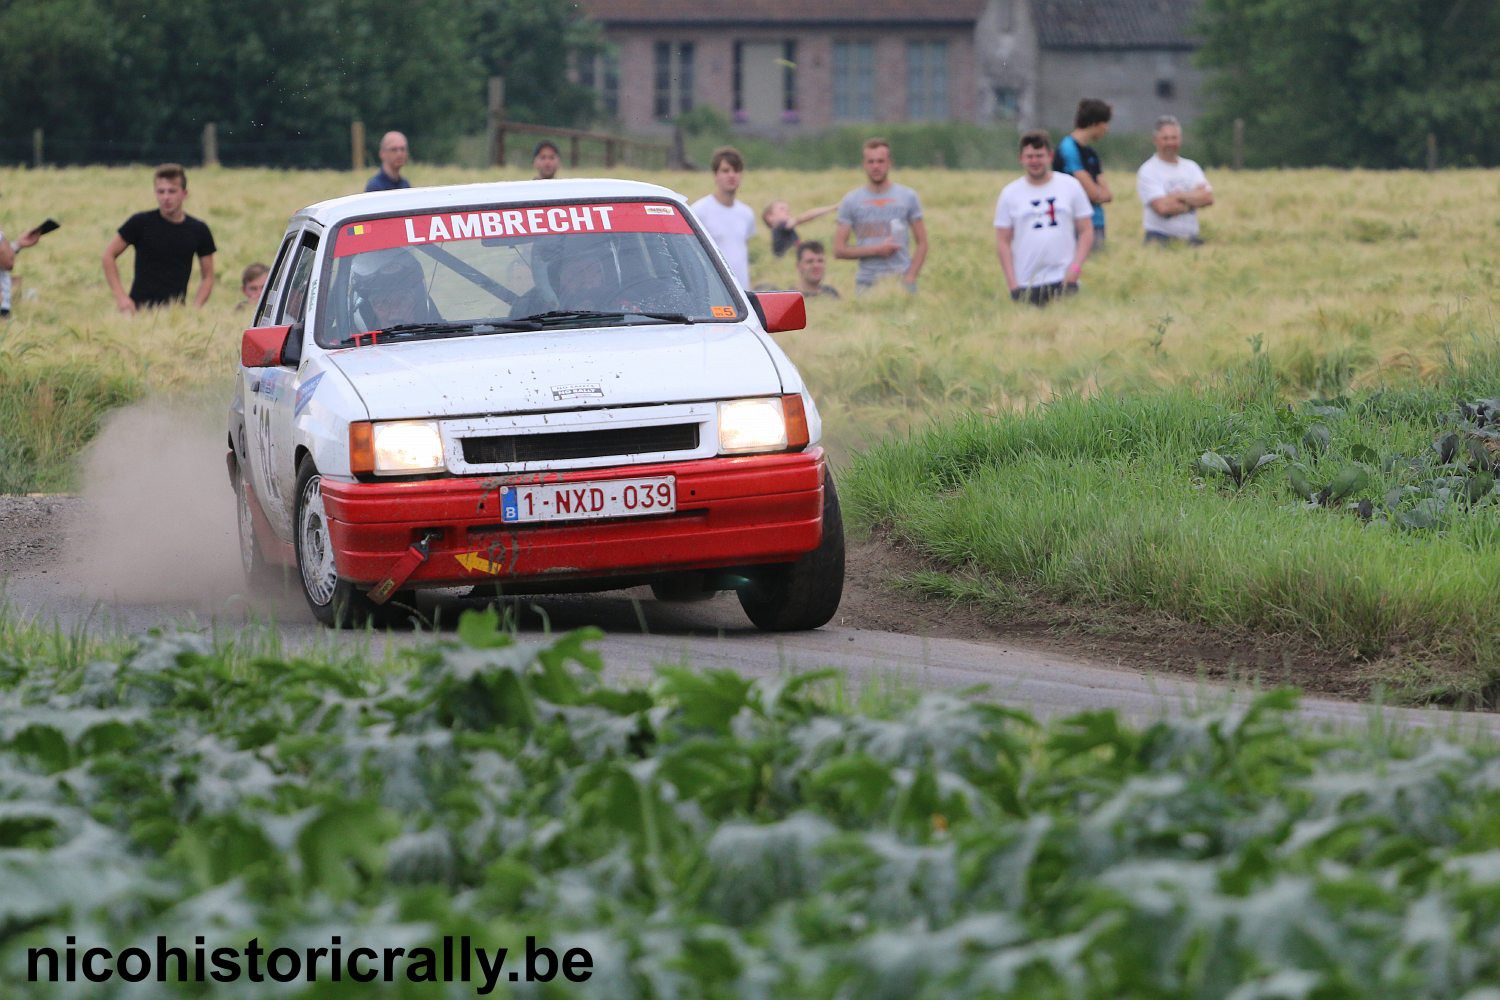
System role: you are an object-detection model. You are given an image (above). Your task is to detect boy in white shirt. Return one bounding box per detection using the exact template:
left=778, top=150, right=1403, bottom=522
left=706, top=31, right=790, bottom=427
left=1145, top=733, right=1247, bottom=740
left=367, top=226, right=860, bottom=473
left=994, top=130, right=1095, bottom=306
left=1137, top=115, right=1215, bottom=245
left=690, top=147, right=757, bottom=288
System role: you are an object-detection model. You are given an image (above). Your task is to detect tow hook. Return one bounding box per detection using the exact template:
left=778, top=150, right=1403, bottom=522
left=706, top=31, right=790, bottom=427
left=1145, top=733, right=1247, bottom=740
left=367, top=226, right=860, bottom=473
left=369, top=530, right=440, bottom=604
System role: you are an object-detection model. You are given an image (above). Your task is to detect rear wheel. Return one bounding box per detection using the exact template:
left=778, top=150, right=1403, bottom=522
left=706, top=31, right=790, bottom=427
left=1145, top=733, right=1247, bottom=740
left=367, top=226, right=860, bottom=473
left=737, top=471, right=845, bottom=631
left=234, top=464, right=279, bottom=588
left=294, top=460, right=409, bottom=628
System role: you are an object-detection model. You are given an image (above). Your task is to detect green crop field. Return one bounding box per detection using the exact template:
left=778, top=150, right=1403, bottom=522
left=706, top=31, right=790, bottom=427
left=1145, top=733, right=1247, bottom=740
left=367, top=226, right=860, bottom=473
left=3, top=610, right=1500, bottom=997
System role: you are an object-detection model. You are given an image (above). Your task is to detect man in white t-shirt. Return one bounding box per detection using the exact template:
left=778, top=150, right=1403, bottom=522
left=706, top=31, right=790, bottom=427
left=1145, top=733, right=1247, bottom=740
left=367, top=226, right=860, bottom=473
left=994, top=130, right=1094, bottom=306
left=690, top=146, right=756, bottom=288
left=1136, top=115, right=1215, bottom=245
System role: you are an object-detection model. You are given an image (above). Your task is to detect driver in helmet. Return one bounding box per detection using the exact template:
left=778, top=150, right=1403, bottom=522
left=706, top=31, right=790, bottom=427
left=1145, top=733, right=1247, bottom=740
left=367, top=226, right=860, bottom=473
left=549, top=237, right=619, bottom=311
left=350, top=248, right=434, bottom=329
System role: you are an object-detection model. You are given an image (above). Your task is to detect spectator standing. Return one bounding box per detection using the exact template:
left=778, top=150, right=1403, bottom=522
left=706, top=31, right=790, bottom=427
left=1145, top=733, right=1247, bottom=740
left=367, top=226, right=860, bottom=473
left=239, top=262, right=269, bottom=310
left=1137, top=116, right=1214, bottom=245
left=102, top=164, right=216, bottom=312
left=690, top=147, right=756, bottom=288
left=994, top=131, right=1094, bottom=306
left=1054, top=98, right=1113, bottom=250
left=793, top=240, right=839, bottom=299
left=0, top=223, right=41, bottom=319
left=833, top=138, right=928, bottom=294
left=365, top=131, right=412, bottom=192
left=533, top=140, right=561, bottom=180
left=762, top=200, right=836, bottom=258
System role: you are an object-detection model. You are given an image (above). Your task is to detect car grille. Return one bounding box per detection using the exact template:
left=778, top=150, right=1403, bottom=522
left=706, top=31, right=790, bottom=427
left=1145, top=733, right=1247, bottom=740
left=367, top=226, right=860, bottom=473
left=461, top=423, right=700, bottom=464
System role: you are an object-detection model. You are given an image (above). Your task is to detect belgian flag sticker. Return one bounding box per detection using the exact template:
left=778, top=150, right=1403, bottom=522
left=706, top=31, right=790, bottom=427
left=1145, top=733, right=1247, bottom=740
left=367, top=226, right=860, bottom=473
left=346, top=223, right=366, bottom=237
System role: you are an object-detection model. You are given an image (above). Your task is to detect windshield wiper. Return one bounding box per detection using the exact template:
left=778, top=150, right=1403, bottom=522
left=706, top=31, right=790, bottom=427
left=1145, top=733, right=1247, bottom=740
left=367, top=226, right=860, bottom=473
left=515, top=309, right=693, bottom=327
left=338, top=317, right=540, bottom=347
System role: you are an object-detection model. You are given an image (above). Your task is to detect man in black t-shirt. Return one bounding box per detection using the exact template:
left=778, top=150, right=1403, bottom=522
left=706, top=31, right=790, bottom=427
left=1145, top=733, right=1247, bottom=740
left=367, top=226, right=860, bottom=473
left=102, top=164, right=217, bottom=311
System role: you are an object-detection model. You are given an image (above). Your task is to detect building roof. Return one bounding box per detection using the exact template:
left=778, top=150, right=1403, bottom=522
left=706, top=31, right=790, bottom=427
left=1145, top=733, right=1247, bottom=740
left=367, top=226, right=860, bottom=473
left=573, top=0, right=986, bottom=27
left=1034, top=0, right=1202, bottom=50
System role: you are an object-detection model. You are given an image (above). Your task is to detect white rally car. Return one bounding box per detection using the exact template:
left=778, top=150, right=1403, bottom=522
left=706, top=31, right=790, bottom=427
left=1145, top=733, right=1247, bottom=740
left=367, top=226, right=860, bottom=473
left=228, top=179, right=843, bottom=629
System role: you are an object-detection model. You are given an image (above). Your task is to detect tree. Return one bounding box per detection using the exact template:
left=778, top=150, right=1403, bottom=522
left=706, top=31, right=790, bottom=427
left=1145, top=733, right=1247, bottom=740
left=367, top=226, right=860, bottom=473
left=1198, top=0, right=1500, bottom=167
left=0, top=0, right=599, bottom=167
left=465, top=0, right=605, bottom=126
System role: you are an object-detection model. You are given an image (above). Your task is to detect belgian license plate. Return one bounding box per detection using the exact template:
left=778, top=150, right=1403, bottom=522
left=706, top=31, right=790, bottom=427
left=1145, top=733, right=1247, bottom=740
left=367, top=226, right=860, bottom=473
left=500, top=476, right=676, bottom=524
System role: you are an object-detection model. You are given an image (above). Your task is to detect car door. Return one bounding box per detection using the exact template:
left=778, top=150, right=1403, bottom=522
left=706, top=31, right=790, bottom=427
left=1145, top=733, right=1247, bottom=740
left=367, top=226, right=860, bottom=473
left=257, top=229, right=322, bottom=535
left=241, top=228, right=298, bottom=534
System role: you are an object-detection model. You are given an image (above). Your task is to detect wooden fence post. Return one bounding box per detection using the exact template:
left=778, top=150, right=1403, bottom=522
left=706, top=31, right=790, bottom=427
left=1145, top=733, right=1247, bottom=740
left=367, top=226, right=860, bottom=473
left=669, top=125, right=686, bottom=169
left=202, top=123, right=219, bottom=167
left=351, top=120, right=366, bottom=173
left=1232, top=118, right=1244, bottom=170
left=604, top=139, right=617, bottom=168
left=31, top=128, right=43, bottom=168
left=570, top=135, right=581, bottom=167
left=1426, top=133, right=1438, bottom=171
left=488, top=76, right=506, bottom=167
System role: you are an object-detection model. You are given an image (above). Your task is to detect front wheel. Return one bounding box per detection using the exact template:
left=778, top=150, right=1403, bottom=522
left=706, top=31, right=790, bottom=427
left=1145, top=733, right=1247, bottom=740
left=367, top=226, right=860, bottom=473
left=294, top=460, right=405, bottom=628
left=737, top=471, right=845, bottom=631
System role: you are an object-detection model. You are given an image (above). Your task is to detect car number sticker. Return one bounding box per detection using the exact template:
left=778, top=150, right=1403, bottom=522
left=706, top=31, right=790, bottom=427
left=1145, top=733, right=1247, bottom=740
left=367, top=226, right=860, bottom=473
left=500, top=477, right=676, bottom=524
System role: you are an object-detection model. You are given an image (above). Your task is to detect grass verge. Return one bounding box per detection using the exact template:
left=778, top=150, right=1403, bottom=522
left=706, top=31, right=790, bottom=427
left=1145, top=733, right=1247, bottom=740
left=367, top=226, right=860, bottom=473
left=842, top=348, right=1500, bottom=707
left=2, top=608, right=1500, bottom=996
left=0, top=365, right=141, bottom=492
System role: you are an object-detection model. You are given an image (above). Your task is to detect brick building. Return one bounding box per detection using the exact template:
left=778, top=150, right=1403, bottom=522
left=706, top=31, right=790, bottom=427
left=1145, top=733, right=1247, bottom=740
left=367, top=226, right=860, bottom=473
left=572, top=0, right=1205, bottom=134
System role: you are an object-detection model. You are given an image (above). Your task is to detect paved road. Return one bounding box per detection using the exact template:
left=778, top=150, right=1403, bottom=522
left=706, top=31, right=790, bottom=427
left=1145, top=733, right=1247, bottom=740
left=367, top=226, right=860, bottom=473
left=6, top=557, right=1498, bottom=739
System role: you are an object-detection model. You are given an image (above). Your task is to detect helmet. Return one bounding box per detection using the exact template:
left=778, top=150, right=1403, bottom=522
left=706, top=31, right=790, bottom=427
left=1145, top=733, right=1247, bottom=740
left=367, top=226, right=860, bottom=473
left=350, top=247, right=424, bottom=294
left=348, top=248, right=429, bottom=327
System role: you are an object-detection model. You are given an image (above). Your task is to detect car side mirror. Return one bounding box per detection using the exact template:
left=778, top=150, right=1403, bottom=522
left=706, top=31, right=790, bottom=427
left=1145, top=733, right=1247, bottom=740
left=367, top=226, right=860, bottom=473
left=281, top=322, right=304, bottom=367
left=749, top=291, right=807, bottom=333
left=241, top=325, right=292, bottom=368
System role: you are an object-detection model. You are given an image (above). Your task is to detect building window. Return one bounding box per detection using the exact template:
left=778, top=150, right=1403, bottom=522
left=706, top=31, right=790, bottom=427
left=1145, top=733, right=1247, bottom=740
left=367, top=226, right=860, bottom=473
left=733, top=40, right=798, bottom=122
left=783, top=40, right=798, bottom=113
left=992, top=86, right=1019, bottom=120
left=906, top=41, right=949, bottom=120
left=1155, top=78, right=1176, bottom=100
left=832, top=41, right=875, bottom=121
left=654, top=41, right=695, bottom=120
left=577, top=50, right=620, bottom=119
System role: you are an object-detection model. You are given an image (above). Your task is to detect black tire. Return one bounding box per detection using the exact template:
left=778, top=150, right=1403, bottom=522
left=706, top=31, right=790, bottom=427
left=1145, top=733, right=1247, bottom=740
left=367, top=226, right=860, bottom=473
left=233, top=463, right=281, bottom=589
left=737, top=471, right=845, bottom=631
left=293, top=459, right=408, bottom=628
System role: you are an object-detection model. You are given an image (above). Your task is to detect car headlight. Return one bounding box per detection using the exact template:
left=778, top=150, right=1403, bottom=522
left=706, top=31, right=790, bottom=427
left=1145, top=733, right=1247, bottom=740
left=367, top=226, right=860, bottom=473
left=350, top=420, right=445, bottom=474
left=718, top=398, right=788, bottom=454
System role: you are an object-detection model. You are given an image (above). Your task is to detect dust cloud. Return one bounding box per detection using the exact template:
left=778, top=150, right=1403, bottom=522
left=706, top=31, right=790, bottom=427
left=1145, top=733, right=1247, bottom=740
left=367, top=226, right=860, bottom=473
left=64, top=402, right=258, bottom=607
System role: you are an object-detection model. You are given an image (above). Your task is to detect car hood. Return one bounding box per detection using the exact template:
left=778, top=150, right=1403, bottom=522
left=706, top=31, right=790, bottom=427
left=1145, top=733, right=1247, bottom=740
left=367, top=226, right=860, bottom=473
left=325, top=324, right=783, bottom=420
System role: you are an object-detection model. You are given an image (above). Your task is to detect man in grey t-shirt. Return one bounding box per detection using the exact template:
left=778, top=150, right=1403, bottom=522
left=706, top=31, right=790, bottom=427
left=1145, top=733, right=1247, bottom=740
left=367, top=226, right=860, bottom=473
left=833, top=138, right=928, bottom=293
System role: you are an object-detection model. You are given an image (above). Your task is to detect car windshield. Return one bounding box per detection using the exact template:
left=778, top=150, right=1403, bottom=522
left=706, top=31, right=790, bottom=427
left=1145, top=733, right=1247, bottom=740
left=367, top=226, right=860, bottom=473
left=316, top=199, right=742, bottom=348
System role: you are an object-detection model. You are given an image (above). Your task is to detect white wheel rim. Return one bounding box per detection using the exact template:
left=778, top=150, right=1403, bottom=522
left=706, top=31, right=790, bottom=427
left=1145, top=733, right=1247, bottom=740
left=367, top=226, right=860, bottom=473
left=236, top=479, right=257, bottom=577
left=298, top=476, right=338, bottom=606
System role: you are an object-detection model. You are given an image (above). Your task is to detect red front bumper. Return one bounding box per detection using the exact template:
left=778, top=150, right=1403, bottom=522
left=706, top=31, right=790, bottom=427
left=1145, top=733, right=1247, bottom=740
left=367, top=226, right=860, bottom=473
left=318, top=449, right=826, bottom=588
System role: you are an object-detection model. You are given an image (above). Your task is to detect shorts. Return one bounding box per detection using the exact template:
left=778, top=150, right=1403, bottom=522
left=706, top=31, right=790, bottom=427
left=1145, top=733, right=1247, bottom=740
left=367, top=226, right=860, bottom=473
left=1144, top=231, right=1204, bottom=247
left=1010, top=282, right=1078, bottom=307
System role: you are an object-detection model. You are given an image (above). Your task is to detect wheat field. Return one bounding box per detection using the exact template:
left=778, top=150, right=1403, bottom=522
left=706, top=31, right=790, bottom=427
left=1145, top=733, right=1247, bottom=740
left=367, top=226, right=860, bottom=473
left=2, top=162, right=1497, bottom=461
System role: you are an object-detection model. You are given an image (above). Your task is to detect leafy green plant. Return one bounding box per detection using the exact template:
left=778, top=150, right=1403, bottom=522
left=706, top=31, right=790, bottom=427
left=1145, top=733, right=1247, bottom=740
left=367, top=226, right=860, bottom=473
left=1199, top=442, right=1281, bottom=488
left=4, top=612, right=1500, bottom=995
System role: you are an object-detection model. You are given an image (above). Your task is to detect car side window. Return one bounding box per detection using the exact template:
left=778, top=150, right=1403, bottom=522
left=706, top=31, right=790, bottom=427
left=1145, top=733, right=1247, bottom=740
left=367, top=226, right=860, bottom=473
left=277, top=233, right=322, bottom=327
left=254, top=232, right=299, bottom=326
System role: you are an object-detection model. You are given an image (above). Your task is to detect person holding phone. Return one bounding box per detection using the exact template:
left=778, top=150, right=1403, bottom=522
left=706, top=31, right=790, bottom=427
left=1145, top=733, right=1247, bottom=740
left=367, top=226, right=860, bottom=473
left=0, top=219, right=47, bottom=319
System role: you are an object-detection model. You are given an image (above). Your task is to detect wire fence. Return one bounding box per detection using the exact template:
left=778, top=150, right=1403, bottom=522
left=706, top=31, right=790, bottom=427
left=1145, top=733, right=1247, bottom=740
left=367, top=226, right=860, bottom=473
left=0, top=135, right=354, bottom=170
